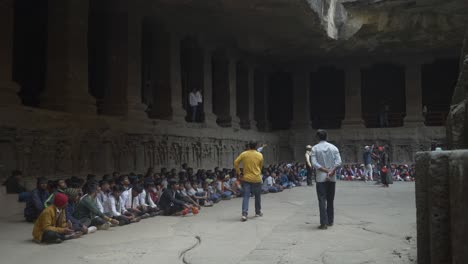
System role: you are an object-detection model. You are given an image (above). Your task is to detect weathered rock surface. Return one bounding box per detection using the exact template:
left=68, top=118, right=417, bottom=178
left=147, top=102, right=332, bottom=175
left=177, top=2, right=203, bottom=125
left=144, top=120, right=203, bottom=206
left=447, top=30, right=468, bottom=149
left=415, top=150, right=468, bottom=264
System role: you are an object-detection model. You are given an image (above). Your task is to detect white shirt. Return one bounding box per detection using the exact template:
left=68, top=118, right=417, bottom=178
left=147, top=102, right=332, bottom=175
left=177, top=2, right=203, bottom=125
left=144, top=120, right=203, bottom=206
left=121, top=188, right=140, bottom=210
left=195, top=91, right=202, bottom=103
left=265, top=176, right=273, bottom=187
left=138, top=189, right=157, bottom=208
left=187, top=188, right=197, bottom=196
left=97, top=191, right=109, bottom=213
left=104, top=195, right=126, bottom=217
left=305, top=150, right=312, bottom=167
left=189, top=92, right=198, bottom=106
left=311, top=141, right=342, bottom=182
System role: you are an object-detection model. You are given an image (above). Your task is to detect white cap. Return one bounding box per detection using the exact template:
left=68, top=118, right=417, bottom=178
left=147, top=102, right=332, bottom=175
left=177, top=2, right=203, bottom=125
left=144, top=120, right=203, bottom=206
left=306, top=145, right=312, bottom=149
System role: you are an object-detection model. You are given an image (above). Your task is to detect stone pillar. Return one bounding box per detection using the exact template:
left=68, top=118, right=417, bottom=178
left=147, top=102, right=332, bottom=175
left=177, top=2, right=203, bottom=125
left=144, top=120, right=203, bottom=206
left=342, top=65, right=365, bottom=127
left=202, top=48, right=217, bottom=127
left=41, top=0, right=96, bottom=114
left=126, top=8, right=148, bottom=120
left=227, top=53, right=240, bottom=129
left=101, top=4, right=127, bottom=116
left=255, top=69, right=270, bottom=131
left=247, top=64, right=258, bottom=130
left=404, top=62, right=424, bottom=126
left=291, top=69, right=312, bottom=129
left=168, top=32, right=186, bottom=122
left=0, top=0, right=21, bottom=106
left=415, top=152, right=431, bottom=264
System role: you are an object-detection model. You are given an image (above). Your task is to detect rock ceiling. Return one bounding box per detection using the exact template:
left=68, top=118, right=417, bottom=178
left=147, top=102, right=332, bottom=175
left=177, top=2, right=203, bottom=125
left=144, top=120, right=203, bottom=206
left=144, top=0, right=468, bottom=61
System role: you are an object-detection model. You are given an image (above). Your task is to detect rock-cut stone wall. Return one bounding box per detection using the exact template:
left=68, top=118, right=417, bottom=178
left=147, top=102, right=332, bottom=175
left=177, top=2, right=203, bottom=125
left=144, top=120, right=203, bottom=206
left=447, top=30, right=468, bottom=149
left=0, top=108, right=279, bottom=188
left=415, top=150, right=468, bottom=264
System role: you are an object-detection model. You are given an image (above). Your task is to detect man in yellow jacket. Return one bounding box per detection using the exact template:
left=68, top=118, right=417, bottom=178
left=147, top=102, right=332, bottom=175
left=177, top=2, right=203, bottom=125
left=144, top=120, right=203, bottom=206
left=32, top=192, right=77, bottom=243
left=234, top=141, right=264, bottom=222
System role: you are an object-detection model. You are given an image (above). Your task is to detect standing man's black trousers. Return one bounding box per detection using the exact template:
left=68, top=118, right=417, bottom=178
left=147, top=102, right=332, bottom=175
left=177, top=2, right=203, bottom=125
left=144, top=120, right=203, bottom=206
left=316, top=182, right=335, bottom=226
left=306, top=167, right=314, bottom=186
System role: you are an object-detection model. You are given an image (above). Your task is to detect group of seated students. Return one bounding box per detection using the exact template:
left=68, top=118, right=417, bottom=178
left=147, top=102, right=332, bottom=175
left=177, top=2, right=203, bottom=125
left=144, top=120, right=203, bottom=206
left=2, top=162, right=308, bottom=244
left=337, top=163, right=416, bottom=182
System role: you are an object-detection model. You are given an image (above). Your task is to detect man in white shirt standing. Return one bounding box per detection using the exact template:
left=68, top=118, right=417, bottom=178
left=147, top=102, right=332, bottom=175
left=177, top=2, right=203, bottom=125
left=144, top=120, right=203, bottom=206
left=189, top=89, right=198, bottom=122
left=311, top=129, right=342, bottom=230
left=195, top=89, right=203, bottom=121
left=305, top=145, right=314, bottom=186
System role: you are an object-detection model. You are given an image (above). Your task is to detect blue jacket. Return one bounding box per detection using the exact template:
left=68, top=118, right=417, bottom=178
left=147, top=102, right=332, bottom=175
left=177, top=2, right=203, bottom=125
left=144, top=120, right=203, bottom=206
left=24, top=188, right=49, bottom=221
left=66, top=202, right=83, bottom=228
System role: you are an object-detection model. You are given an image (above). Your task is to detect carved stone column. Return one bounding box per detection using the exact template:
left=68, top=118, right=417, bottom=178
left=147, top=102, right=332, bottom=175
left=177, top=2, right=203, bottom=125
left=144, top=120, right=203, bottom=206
left=168, top=32, right=186, bottom=122
left=201, top=48, right=217, bottom=127
left=247, top=63, right=258, bottom=130
left=41, top=0, right=96, bottom=114
left=255, top=69, right=270, bottom=131
left=291, top=69, right=312, bottom=129
left=404, top=62, right=424, bottom=126
left=0, top=0, right=21, bottom=106
left=342, top=65, right=365, bottom=127
left=101, top=1, right=147, bottom=119
left=126, top=6, right=148, bottom=120
left=227, top=53, right=240, bottom=129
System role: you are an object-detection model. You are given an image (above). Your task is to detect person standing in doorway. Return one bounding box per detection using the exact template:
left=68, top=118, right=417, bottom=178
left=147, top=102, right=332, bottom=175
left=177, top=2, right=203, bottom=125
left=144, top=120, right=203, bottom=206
left=305, top=145, right=314, bottom=186
left=189, top=89, right=198, bottom=122
left=311, top=129, right=342, bottom=230
left=234, top=141, right=264, bottom=222
left=195, top=89, right=203, bottom=121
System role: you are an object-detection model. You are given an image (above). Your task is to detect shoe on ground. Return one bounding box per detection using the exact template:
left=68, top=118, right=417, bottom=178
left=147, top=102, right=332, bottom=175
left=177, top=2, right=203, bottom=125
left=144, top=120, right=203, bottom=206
left=327, top=223, right=333, bottom=227
left=318, top=225, right=328, bottom=230
left=241, top=215, right=247, bottom=222
left=192, top=207, right=199, bottom=215
left=50, top=238, right=63, bottom=244
left=255, top=212, right=263, bottom=217
left=87, top=226, right=97, bottom=234
left=97, top=222, right=110, bottom=230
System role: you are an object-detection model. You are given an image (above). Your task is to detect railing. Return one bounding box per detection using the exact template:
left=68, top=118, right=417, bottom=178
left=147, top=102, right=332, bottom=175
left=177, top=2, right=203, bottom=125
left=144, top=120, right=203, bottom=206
left=363, top=112, right=405, bottom=128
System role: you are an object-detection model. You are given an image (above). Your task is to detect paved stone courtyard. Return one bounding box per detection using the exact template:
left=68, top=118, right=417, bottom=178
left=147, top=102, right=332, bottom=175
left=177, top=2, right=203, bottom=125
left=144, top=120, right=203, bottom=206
left=0, top=182, right=416, bottom=264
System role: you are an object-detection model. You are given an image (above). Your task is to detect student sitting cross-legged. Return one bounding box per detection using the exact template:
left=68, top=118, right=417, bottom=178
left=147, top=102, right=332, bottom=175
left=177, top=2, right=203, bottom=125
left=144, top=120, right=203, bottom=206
left=32, top=192, right=81, bottom=244
left=159, top=180, right=192, bottom=216
left=73, top=182, right=118, bottom=230
left=104, top=185, right=139, bottom=226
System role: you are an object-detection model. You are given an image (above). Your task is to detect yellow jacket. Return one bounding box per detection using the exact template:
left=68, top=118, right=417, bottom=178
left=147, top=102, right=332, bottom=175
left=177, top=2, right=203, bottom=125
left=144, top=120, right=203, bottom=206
left=32, top=204, right=67, bottom=242
left=234, top=150, right=264, bottom=183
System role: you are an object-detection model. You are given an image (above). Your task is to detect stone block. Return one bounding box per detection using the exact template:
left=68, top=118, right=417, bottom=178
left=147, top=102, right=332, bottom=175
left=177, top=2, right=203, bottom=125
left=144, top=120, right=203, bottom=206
left=427, top=152, right=451, bottom=264
left=415, top=152, right=430, bottom=264
left=448, top=150, right=468, bottom=264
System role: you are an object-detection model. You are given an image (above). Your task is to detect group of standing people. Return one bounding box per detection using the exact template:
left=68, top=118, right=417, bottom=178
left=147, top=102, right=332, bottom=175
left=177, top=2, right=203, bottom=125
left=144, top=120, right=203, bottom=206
left=363, top=144, right=392, bottom=187
left=234, top=130, right=342, bottom=230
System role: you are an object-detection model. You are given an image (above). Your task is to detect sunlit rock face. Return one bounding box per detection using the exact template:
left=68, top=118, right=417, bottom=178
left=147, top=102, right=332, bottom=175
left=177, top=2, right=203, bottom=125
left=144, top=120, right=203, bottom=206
left=151, top=0, right=468, bottom=59
left=302, top=0, right=468, bottom=56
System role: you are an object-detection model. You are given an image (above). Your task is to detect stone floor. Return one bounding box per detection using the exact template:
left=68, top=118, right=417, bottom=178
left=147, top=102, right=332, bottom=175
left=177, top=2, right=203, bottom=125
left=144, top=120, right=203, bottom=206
left=0, top=182, right=417, bottom=264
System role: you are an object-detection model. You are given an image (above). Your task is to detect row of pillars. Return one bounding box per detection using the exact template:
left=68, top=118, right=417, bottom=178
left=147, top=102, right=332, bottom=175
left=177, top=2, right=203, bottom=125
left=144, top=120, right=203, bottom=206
left=0, top=0, right=145, bottom=117
left=291, top=63, right=425, bottom=129
left=0, top=0, right=425, bottom=130
left=0, top=0, right=271, bottom=130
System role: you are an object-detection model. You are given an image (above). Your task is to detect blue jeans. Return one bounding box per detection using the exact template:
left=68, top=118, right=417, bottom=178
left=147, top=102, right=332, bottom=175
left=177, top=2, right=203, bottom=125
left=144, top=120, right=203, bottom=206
left=241, top=182, right=262, bottom=216
left=316, top=182, right=336, bottom=226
